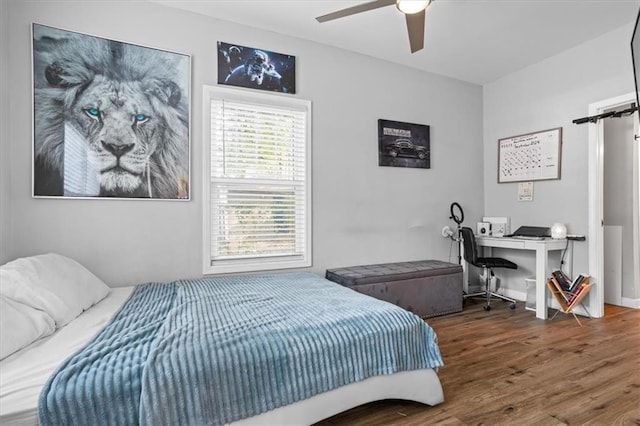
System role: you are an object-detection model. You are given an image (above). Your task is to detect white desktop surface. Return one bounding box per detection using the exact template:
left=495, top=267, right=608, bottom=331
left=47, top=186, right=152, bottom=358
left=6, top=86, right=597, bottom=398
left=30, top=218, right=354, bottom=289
left=474, top=236, right=571, bottom=320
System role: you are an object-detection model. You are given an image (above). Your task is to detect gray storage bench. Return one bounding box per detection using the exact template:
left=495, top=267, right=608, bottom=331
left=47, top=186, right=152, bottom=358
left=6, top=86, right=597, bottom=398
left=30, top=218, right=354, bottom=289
left=325, top=260, right=463, bottom=318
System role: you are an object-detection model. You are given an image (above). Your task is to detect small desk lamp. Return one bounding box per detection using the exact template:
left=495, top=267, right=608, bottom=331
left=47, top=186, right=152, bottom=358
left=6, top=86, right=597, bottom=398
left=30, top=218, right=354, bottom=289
left=551, top=223, right=567, bottom=239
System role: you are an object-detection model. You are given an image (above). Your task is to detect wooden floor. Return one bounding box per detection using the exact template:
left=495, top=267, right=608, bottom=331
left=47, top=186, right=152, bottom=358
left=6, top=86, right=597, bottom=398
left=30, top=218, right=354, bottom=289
left=315, top=301, right=640, bottom=425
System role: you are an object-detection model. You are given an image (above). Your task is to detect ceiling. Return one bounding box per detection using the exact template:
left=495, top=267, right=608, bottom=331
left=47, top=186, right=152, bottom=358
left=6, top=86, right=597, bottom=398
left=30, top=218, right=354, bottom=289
left=153, top=0, right=639, bottom=85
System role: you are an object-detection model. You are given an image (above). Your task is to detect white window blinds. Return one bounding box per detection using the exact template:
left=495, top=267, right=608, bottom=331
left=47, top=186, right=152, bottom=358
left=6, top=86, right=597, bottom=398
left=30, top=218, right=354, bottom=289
left=205, top=88, right=311, bottom=273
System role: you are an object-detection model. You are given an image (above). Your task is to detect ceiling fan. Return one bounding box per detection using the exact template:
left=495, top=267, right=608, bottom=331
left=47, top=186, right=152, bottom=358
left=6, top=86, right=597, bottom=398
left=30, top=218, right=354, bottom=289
left=316, top=0, right=433, bottom=53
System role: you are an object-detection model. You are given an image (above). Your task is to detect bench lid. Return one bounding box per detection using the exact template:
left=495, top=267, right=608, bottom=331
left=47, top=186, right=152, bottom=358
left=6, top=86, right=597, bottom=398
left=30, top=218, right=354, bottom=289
left=325, top=260, right=462, bottom=287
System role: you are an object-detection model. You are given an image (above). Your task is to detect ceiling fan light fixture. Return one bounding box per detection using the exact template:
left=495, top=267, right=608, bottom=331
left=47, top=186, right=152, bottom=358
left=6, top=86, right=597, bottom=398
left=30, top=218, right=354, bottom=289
left=396, top=0, right=429, bottom=14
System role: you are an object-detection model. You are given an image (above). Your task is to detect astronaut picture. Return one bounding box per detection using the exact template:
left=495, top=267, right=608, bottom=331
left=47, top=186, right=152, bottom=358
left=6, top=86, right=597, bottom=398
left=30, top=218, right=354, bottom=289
left=217, top=41, right=296, bottom=94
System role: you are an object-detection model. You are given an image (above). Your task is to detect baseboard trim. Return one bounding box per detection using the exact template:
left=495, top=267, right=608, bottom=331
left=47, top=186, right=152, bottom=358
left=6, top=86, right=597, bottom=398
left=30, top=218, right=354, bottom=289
left=504, top=289, right=640, bottom=310
left=504, top=289, right=526, bottom=302
left=620, top=297, right=640, bottom=309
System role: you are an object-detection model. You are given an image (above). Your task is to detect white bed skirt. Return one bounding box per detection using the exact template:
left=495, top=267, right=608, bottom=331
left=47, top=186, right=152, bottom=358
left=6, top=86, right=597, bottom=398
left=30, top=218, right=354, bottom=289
left=232, top=368, right=443, bottom=425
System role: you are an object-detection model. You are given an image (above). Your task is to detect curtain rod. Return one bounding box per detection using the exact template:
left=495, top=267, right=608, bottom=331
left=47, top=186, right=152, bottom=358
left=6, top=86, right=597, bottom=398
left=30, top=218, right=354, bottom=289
left=572, top=103, right=637, bottom=125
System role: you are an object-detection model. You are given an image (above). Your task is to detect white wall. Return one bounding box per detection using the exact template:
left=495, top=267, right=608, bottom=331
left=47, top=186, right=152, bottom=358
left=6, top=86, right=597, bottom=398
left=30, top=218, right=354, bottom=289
left=2, top=0, right=483, bottom=286
left=483, top=24, right=636, bottom=294
left=0, top=0, right=11, bottom=264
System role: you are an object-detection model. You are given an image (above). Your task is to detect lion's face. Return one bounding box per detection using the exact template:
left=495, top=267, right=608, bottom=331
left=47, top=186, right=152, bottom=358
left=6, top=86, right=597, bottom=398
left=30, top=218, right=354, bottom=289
left=69, top=76, right=161, bottom=195
left=34, top=38, right=189, bottom=199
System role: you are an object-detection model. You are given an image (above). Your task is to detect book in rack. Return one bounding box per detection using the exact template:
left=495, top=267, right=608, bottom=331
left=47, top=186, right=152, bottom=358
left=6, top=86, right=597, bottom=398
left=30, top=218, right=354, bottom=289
left=546, top=271, right=591, bottom=326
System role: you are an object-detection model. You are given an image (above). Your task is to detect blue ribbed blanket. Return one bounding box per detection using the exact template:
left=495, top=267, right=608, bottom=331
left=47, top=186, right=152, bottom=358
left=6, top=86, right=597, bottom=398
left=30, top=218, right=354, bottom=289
left=39, top=272, right=443, bottom=425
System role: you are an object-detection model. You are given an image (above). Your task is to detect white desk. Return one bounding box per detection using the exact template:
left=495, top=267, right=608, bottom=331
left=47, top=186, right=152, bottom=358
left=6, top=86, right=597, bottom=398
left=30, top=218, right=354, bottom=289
left=472, top=236, right=571, bottom=320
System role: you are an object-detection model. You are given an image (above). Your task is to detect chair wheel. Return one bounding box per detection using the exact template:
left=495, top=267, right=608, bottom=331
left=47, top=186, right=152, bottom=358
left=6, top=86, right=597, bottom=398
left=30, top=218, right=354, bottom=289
left=509, top=303, right=516, bottom=309
left=484, top=305, right=491, bottom=311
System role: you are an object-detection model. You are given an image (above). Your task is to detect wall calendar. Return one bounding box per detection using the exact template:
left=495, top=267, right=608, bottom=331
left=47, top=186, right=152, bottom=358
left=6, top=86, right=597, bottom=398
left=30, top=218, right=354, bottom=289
left=498, top=127, right=562, bottom=183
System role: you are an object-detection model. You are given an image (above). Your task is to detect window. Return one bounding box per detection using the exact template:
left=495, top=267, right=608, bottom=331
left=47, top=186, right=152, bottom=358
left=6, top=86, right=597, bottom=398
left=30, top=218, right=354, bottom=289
left=203, top=86, right=311, bottom=274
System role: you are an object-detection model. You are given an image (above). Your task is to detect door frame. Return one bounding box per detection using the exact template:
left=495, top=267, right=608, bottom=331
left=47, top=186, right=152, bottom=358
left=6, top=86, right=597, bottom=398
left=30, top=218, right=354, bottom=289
left=588, top=91, right=638, bottom=316
left=634, top=105, right=640, bottom=308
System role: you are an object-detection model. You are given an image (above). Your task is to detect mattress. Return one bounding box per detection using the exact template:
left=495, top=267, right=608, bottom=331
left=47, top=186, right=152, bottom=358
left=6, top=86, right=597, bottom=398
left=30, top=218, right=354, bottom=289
left=0, top=286, right=135, bottom=425
left=1, top=278, right=444, bottom=425
left=39, top=273, right=442, bottom=425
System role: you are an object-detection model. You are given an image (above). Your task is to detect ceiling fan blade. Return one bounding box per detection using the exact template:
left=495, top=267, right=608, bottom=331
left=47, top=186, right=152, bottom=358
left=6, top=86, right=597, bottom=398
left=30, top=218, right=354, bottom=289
left=316, top=0, right=396, bottom=23
left=405, top=9, right=425, bottom=53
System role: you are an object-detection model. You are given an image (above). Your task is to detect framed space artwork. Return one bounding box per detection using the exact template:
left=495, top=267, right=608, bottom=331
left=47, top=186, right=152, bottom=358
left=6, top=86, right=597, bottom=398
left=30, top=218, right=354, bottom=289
left=378, top=119, right=430, bottom=169
left=32, top=23, right=191, bottom=200
left=217, top=41, right=296, bottom=94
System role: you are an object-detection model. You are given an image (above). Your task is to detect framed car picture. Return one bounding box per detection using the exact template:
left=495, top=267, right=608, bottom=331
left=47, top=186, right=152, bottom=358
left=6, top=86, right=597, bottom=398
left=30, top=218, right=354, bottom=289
left=378, top=119, right=430, bottom=169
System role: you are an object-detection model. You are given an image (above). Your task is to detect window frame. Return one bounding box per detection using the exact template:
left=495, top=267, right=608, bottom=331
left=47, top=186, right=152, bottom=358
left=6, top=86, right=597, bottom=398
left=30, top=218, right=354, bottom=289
left=202, top=85, right=312, bottom=274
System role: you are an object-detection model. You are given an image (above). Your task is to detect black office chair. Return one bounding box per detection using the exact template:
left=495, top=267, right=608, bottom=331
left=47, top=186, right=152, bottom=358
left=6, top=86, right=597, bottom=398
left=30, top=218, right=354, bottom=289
left=460, top=226, right=517, bottom=311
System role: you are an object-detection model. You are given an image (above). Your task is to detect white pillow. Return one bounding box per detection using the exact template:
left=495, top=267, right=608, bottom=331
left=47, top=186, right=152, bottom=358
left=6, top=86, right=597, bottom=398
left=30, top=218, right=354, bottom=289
left=0, top=295, right=56, bottom=360
left=0, top=253, right=110, bottom=327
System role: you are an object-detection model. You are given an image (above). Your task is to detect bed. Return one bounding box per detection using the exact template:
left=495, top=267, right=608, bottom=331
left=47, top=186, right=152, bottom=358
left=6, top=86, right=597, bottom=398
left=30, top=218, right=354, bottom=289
left=0, top=254, right=444, bottom=425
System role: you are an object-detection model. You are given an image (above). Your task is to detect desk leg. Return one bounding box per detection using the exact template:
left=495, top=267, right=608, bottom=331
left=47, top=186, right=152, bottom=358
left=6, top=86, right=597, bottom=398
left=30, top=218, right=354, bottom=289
left=535, top=246, right=548, bottom=320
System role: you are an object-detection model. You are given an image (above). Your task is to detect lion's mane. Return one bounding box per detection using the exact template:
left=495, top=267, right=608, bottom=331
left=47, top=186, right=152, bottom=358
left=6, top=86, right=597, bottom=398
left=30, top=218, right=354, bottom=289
left=33, top=31, right=189, bottom=198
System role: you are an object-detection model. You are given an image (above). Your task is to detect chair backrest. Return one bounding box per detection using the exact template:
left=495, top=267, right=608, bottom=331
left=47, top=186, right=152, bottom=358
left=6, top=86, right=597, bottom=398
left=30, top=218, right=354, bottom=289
left=460, top=226, right=479, bottom=266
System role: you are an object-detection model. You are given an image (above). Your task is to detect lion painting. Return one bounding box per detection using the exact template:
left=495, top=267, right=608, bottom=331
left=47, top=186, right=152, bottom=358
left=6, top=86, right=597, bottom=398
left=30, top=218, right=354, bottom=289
left=33, top=24, right=190, bottom=199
